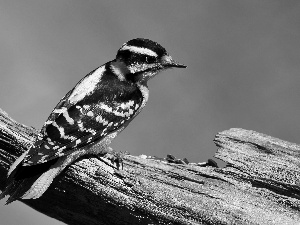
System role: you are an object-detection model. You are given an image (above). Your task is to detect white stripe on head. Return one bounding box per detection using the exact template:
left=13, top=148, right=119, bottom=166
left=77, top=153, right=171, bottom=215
left=120, top=45, right=158, bottom=57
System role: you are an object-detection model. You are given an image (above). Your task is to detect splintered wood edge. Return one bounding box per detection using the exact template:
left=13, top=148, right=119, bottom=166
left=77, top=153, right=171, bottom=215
left=214, top=128, right=300, bottom=190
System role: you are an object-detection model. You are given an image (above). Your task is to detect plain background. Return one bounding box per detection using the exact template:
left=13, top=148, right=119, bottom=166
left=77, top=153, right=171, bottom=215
left=1, top=1, right=300, bottom=224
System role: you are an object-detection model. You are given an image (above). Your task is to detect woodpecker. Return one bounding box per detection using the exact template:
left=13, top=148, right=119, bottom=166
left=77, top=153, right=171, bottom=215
left=0, top=38, right=186, bottom=204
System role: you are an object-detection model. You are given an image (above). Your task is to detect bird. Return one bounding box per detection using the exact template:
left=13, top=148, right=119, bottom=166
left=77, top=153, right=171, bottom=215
left=0, top=38, right=186, bottom=204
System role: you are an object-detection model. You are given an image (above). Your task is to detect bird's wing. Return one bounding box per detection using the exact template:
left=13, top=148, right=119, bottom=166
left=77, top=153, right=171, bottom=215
left=23, top=73, right=143, bottom=165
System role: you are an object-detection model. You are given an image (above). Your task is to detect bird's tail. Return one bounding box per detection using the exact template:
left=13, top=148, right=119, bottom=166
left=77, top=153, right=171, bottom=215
left=1, top=149, right=85, bottom=204
left=0, top=157, right=63, bottom=204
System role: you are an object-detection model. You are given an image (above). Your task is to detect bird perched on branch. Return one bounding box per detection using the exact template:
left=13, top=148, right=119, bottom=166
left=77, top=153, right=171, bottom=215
left=0, top=38, right=186, bottom=204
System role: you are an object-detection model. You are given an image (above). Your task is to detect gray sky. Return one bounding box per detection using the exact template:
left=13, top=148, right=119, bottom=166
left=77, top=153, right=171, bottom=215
left=1, top=1, right=300, bottom=224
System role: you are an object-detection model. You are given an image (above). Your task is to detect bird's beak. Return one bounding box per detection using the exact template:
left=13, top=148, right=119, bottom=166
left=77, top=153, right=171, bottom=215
left=161, top=55, right=187, bottom=68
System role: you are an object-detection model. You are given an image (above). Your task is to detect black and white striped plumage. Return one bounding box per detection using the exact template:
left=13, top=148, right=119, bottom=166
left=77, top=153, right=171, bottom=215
left=0, top=38, right=186, bottom=203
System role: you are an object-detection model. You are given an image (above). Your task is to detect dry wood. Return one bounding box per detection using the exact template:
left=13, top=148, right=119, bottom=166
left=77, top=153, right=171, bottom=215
left=0, top=107, right=300, bottom=225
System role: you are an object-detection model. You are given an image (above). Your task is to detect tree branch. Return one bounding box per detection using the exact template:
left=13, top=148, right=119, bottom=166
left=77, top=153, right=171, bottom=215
left=0, top=108, right=300, bottom=224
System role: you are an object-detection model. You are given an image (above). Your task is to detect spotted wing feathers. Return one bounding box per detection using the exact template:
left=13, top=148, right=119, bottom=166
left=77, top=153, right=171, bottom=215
left=23, top=69, right=143, bottom=166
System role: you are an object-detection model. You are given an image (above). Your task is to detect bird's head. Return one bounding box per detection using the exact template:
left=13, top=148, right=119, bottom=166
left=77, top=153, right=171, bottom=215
left=112, top=38, right=186, bottom=84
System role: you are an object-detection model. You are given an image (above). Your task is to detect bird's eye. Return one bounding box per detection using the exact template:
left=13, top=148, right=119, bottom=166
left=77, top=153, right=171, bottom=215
left=142, top=56, right=155, bottom=64
left=140, top=56, right=148, bottom=62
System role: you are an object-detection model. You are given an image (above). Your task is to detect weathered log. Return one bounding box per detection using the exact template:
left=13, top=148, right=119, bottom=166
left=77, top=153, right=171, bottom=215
left=0, top=108, right=300, bottom=225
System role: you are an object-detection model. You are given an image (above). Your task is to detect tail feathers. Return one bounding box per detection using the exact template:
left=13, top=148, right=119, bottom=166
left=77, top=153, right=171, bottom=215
left=21, top=163, right=64, bottom=199
left=8, top=149, right=30, bottom=177
left=1, top=158, right=59, bottom=204
left=1, top=150, right=84, bottom=204
left=0, top=172, right=44, bottom=204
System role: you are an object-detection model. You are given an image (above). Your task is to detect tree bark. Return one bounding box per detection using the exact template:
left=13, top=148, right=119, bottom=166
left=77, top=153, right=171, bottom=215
left=0, top=108, right=300, bottom=225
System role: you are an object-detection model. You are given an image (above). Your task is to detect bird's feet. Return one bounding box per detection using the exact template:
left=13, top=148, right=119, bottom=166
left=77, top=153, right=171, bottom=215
left=96, top=147, right=125, bottom=170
